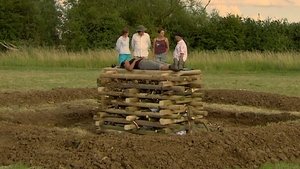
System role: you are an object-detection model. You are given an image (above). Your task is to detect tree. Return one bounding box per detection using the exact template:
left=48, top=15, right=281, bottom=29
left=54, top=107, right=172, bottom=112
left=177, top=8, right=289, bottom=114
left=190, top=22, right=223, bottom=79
left=0, top=0, right=60, bottom=46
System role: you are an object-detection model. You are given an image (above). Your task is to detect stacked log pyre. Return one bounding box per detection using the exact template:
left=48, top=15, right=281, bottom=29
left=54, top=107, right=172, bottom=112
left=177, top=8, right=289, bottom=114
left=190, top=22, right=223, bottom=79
left=94, top=68, right=207, bottom=134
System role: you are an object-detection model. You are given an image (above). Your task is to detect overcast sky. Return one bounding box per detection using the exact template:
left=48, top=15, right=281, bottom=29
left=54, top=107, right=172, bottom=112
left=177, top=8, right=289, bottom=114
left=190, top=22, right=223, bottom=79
left=205, top=0, right=300, bottom=23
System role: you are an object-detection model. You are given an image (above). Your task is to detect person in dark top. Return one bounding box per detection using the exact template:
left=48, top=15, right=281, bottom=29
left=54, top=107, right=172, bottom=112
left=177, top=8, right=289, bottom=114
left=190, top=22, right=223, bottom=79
left=153, top=28, right=169, bottom=63
left=120, top=58, right=172, bottom=71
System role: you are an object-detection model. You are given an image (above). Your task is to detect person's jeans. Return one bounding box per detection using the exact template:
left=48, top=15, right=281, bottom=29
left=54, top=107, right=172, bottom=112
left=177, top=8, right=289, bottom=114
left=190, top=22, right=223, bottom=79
left=155, top=53, right=167, bottom=63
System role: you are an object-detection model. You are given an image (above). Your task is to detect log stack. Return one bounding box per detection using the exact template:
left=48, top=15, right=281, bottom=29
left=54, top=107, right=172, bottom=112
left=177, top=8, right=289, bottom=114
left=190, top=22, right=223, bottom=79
left=95, top=68, right=207, bottom=135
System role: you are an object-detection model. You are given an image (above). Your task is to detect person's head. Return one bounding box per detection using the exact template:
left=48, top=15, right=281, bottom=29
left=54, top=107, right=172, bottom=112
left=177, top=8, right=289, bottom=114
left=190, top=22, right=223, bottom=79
left=136, top=25, right=147, bottom=36
left=121, top=27, right=129, bottom=37
left=158, top=28, right=165, bottom=37
left=174, top=32, right=183, bottom=42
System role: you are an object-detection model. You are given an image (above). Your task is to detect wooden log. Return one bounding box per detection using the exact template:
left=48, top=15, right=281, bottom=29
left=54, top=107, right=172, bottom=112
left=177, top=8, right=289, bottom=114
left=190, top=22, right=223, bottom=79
left=175, top=98, right=193, bottom=104
left=190, top=101, right=204, bottom=107
left=111, top=100, right=186, bottom=110
left=192, top=92, right=203, bottom=98
left=159, top=109, right=186, bottom=115
left=125, top=98, right=139, bottom=103
left=125, top=106, right=139, bottom=112
left=103, top=117, right=165, bottom=128
left=101, top=73, right=189, bottom=82
left=124, top=124, right=138, bottom=130
left=125, top=88, right=139, bottom=94
left=103, top=67, right=174, bottom=74
left=159, top=81, right=174, bottom=87
left=103, top=68, right=201, bottom=76
left=102, top=82, right=186, bottom=93
left=99, top=125, right=159, bottom=135
left=159, top=100, right=173, bottom=106
left=97, top=87, right=106, bottom=92
left=189, top=80, right=202, bottom=88
left=126, top=115, right=139, bottom=121
left=175, top=70, right=202, bottom=76
left=159, top=117, right=187, bottom=125
left=98, top=90, right=185, bottom=101
left=105, top=108, right=182, bottom=119
left=95, top=120, right=104, bottom=126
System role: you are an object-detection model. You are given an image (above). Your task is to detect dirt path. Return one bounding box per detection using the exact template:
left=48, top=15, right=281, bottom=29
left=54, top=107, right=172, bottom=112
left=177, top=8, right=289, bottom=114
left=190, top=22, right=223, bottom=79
left=0, top=88, right=299, bottom=169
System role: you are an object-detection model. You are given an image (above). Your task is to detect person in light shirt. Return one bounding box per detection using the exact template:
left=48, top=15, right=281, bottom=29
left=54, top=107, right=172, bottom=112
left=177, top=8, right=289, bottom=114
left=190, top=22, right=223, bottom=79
left=131, top=25, right=151, bottom=59
left=116, top=27, right=131, bottom=66
left=171, top=32, right=188, bottom=71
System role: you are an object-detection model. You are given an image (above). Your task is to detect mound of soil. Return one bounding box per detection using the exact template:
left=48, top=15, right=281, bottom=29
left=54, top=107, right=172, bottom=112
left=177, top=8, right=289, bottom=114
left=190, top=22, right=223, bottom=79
left=0, top=121, right=299, bottom=169
left=0, top=88, right=98, bottom=106
left=1, top=88, right=300, bottom=111
left=203, top=89, right=300, bottom=111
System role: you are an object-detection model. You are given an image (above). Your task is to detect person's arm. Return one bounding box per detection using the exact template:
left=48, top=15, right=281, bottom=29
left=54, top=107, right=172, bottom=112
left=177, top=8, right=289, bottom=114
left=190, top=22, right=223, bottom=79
left=152, top=38, right=156, bottom=56
left=123, top=59, right=138, bottom=71
left=131, top=34, right=135, bottom=53
left=148, top=35, right=151, bottom=50
left=165, top=38, right=169, bottom=53
left=116, top=38, right=121, bottom=53
left=179, top=43, right=186, bottom=59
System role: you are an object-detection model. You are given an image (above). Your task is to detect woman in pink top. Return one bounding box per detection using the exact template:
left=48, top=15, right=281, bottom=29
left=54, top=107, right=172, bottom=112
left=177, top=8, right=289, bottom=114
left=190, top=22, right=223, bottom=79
left=153, top=28, right=169, bottom=63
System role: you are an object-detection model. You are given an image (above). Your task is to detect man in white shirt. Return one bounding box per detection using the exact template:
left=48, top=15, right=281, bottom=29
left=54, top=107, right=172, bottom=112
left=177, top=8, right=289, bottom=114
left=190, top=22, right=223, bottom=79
left=131, top=25, right=151, bottom=58
left=171, top=32, right=188, bottom=71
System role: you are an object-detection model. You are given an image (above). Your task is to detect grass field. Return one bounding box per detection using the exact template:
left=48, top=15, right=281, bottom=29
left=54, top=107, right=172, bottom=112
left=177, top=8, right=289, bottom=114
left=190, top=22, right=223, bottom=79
left=0, top=68, right=299, bottom=97
left=1, top=48, right=300, bottom=96
left=1, top=48, right=300, bottom=72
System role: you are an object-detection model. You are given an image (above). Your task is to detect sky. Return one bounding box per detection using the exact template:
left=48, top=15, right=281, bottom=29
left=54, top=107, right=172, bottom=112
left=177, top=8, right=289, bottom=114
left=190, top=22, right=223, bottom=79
left=205, top=0, right=300, bottom=23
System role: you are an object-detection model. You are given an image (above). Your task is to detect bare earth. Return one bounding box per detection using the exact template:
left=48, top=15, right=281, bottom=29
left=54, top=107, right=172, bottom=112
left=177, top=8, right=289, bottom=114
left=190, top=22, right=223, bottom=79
left=0, top=88, right=299, bottom=169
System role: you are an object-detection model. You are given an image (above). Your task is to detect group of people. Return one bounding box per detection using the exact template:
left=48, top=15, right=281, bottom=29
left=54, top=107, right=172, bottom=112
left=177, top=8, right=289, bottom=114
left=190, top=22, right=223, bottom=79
left=115, top=25, right=188, bottom=71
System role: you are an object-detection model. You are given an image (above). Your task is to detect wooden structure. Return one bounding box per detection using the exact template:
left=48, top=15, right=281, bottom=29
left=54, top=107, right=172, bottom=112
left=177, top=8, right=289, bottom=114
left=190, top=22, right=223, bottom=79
left=95, top=68, right=207, bottom=134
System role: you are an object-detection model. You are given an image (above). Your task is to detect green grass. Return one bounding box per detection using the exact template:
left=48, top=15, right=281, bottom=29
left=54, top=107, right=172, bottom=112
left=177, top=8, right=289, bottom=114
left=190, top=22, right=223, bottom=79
left=0, top=68, right=300, bottom=97
left=0, top=68, right=99, bottom=92
left=0, top=164, right=34, bottom=169
left=1, top=48, right=300, bottom=72
left=260, top=162, right=300, bottom=169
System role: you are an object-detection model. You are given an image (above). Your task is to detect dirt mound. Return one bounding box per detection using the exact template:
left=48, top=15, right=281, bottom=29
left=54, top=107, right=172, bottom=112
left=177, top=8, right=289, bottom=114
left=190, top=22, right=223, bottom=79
left=203, top=89, right=300, bottom=111
left=0, top=120, right=299, bottom=169
left=0, top=88, right=98, bottom=106
left=0, top=88, right=300, bottom=168
left=1, top=88, right=300, bottom=111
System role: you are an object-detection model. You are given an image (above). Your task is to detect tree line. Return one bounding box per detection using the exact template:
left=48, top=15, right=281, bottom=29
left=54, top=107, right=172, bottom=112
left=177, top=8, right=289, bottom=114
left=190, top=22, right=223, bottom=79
left=1, top=0, right=300, bottom=52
